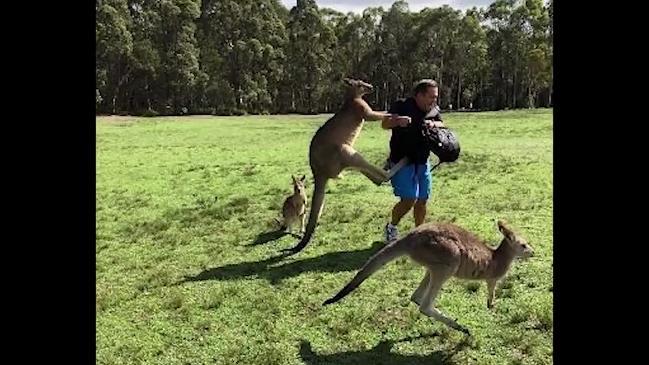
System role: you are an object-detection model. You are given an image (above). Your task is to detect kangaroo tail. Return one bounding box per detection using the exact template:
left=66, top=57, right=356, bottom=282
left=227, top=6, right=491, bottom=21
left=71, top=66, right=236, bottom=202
left=323, top=239, right=408, bottom=305
left=287, top=176, right=327, bottom=253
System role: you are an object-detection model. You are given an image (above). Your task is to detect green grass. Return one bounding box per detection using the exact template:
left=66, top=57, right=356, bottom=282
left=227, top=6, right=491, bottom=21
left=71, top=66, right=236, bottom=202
left=96, top=109, right=553, bottom=365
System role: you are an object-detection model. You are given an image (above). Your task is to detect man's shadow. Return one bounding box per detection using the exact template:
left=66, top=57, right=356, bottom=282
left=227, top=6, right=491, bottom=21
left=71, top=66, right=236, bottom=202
left=298, top=333, right=471, bottom=365
left=179, top=241, right=386, bottom=285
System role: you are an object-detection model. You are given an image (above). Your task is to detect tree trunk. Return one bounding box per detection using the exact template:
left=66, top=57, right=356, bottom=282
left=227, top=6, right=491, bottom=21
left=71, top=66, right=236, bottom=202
left=112, top=94, right=118, bottom=114
left=527, top=72, right=534, bottom=109
left=375, top=84, right=380, bottom=110
left=439, top=57, right=444, bottom=107
left=500, top=68, right=506, bottom=110
left=512, top=68, right=517, bottom=109
left=457, top=72, right=462, bottom=110
left=146, top=76, right=152, bottom=110
left=111, top=68, right=129, bottom=114
left=383, top=81, right=388, bottom=111
left=476, top=76, right=484, bottom=109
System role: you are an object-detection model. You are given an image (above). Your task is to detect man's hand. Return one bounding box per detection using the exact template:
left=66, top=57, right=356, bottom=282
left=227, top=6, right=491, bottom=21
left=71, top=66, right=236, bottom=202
left=425, top=120, right=444, bottom=128
left=391, top=115, right=411, bottom=127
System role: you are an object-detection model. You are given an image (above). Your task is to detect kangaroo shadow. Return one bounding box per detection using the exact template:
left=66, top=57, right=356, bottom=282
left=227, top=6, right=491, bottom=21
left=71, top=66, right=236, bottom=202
left=299, top=333, right=471, bottom=365
left=180, top=241, right=386, bottom=285
left=247, top=229, right=302, bottom=247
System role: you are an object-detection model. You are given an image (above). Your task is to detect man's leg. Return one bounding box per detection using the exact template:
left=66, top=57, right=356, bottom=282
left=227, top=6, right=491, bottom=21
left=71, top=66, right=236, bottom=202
left=413, top=199, right=427, bottom=226
left=385, top=163, right=417, bottom=242
left=392, top=199, right=416, bottom=226
left=412, top=163, right=433, bottom=227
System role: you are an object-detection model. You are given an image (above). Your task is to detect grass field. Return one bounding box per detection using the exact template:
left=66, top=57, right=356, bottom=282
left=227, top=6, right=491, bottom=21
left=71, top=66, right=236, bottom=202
left=96, top=109, right=553, bottom=365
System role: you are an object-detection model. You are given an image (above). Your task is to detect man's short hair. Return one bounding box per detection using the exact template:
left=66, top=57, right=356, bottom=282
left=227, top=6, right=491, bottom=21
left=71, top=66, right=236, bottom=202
left=413, top=79, right=438, bottom=95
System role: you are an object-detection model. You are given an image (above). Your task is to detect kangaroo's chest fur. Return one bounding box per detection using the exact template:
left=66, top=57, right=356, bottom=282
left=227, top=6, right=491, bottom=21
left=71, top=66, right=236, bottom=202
left=283, top=193, right=307, bottom=216
left=454, top=244, right=497, bottom=280
left=312, top=98, right=366, bottom=147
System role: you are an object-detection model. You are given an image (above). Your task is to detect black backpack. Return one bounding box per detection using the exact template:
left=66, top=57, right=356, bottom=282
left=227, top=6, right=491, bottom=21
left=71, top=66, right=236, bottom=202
left=421, top=124, right=461, bottom=170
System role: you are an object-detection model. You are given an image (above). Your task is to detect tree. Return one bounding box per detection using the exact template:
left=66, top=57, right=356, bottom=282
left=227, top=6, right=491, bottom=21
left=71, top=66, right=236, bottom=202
left=284, top=0, right=336, bottom=113
left=155, top=0, right=201, bottom=114
left=372, top=1, right=414, bottom=109
left=94, top=0, right=552, bottom=115
left=454, top=9, right=488, bottom=109
left=96, top=0, right=133, bottom=114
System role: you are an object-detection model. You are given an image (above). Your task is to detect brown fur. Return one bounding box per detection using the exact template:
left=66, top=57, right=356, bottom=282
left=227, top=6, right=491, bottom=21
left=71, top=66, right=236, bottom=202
left=276, top=175, right=308, bottom=233
left=282, top=78, right=404, bottom=255
left=323, top=220, right=534, bottom=335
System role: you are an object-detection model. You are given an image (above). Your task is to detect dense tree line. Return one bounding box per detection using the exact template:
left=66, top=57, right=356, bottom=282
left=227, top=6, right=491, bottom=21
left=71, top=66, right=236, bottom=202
left=96, top=0, right=552, bottom=115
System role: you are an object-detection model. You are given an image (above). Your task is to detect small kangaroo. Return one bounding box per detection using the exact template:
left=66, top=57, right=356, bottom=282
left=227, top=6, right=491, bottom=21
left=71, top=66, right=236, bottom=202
left=282, top=78, right=409, bottom=255
left=323, top=220, right=534, bottom=335
left=275, top=175, right=308, bottom=234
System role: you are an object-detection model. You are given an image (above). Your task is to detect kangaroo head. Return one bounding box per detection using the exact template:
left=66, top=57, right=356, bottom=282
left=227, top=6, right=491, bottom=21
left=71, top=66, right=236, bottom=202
left=343, top=78, right=373, bottom=97
left=291, top=174, right=307, bottom=196
left=497, top=220, right=534, bottom=259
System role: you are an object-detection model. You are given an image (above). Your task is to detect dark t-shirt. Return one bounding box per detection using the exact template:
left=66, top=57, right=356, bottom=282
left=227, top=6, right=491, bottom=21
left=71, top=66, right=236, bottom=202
left=388, top=97, right=443, bottom=164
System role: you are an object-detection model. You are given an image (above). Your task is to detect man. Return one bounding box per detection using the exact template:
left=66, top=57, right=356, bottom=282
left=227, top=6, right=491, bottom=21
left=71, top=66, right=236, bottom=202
left=381, top=79, right=444, bottom=242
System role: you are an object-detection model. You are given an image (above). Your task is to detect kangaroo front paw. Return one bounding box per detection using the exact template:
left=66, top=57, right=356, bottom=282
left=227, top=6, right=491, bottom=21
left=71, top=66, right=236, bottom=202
left=373, top=175, right=388, bottom=186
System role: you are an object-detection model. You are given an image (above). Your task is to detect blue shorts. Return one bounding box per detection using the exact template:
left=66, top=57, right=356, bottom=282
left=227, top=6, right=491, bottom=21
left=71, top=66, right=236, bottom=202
left=390, top=162, right=432, bottom=200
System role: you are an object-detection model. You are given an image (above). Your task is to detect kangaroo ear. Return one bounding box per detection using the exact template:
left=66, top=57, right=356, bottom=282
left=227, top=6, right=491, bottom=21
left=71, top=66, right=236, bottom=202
left=343, top=78, right=353, bottom=85
left=300, top=175, right=306, bottom=182
left=497, top=219, right=514, bottom=239
left=291, top=175, right=297, bottom=183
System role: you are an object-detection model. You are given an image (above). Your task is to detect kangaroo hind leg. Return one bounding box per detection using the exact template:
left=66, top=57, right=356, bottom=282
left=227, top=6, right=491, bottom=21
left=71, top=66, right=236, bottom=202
left=340, top=144, right=388, bottom=185
left=411, top=270, right=431, bottom=306
left=419, top=267, right=471, bottom=335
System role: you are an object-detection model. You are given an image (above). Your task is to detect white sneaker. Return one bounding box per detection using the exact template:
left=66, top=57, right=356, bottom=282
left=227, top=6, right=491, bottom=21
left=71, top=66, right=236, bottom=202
left=384, top=223, right=398, bottom=242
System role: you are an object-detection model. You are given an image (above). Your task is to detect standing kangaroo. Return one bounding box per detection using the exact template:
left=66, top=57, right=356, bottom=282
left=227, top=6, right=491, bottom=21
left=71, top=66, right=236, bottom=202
left=281, top=78, right=409, bottom=255
left=275, top=175, right=308, bottom=234
left=323, top=220, right=534, bottom=335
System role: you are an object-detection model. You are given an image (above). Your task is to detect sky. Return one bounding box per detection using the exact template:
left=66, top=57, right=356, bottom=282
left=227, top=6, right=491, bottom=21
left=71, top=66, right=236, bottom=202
left=278, top=0, right=497, bottom=14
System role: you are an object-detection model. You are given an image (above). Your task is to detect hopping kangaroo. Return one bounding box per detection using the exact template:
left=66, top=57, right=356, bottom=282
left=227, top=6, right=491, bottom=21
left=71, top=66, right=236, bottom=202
left=275, top=175, right=308, bottom=234
left=323, top=220, right=534, bottom=335
left=282, top=78, right=409, bottom=255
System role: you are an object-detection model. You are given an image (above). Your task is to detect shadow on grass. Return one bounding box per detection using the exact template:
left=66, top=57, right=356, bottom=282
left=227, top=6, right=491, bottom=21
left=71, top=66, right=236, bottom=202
left=247, top=228, right=302, bottom=247
left=180, top=241, right=386, bottom=285
left=298, top=332, right=472, bottom=365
